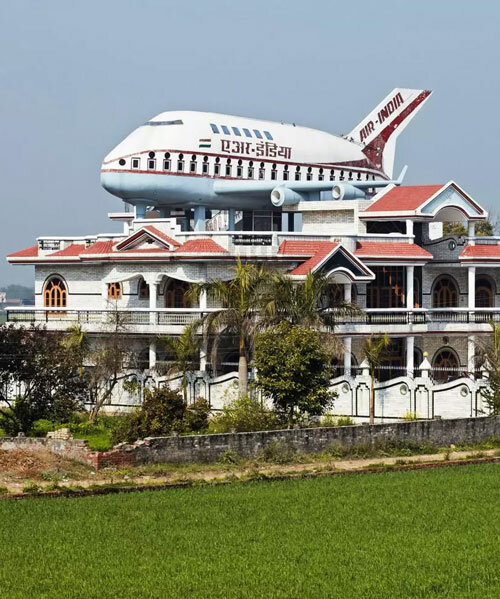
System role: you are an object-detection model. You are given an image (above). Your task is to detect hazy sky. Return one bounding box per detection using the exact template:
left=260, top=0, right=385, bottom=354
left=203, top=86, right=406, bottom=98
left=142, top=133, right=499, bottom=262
left=1, top=0, right=499, bottom=285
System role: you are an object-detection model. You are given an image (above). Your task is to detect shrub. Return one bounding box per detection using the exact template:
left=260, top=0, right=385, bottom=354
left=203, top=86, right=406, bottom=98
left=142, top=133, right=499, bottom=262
left=260, top=440, right=298, bottom=464
left=336, top=416, right=355, bottom=427
left=185, top=398, right=210, bottom=433
left=208, top=396, right=281, bottom=434
left=402, top=411, right=418, bottom=421
left=30, top=419, right=54, bottom=437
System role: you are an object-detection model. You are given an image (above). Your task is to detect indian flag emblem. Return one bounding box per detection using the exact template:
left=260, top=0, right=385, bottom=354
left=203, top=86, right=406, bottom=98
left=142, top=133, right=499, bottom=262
left=199, top=138, right=211, bottom=148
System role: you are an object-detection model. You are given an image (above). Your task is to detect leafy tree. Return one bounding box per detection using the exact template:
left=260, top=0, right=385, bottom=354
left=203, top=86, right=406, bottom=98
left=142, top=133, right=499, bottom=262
left=157, top=327, right=200, bottom=402
left=480, top=322, right=500, bottom=415
left=362, top=334, right=390, bottom=425
left=443, top=218, right=496, bottom=237
left=443, top=222, right=467, bottom=237
left=261, top=270, right=360, bottom=355
left=0, top=324, right=87, bottom=434
left=188, top=258, right=270, bottom=397
left=475, top=220, right=495, bottom=236
left=254, top=322, right=335, bottom=426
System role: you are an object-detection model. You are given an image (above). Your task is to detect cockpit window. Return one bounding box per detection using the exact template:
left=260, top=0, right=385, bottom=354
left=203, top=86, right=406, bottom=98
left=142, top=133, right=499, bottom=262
left=253, top=129, right=263, bottom=139
left=210, top=123, right=219, bottom=134
left=242, top=128, right=252, bottom=137
left=232, top=127, right=241, bottom=136
left=264, top=131, right=273, bottom=140
left=221, top=125, right=230, bottom=135
left=144, top=119, right=183, bottom=127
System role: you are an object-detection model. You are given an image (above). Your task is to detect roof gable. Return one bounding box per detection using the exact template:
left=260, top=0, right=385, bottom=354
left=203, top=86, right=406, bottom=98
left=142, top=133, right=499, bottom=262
left=115, top=225, right=180, bottom=251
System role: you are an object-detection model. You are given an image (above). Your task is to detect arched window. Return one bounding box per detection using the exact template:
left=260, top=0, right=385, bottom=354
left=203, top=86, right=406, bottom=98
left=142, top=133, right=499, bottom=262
left=202, top=156, right=209, bottom=175
left=330, top=169, right=335, bottom=181
left=318, top=167, right=324, bottom=181
left=214, top=157, right=220, bottom=176
left=432, top=276, right=458, bottom=308
left=237, top=159, right=243, bottom=178
left=432, top=348, right=460, bottom=382
left=165, top=279, right=191, bottom=308
left=248, top=160, right=254, bottom=178
left=190, top=154, right=197, bottom=173
left=258, top=162, right=265, bottom=180
left=147, top=151, right=156, bottom=170
left=138, top=279, right=149, bottom=300
left=283, top=164, right=289, bottom=181
left=271, top=163, right=277, bottom=180
left=225, top=158, right=232, bottom=177
left=108, top=282, right=122, bottom=300
left=476, top=277, right=494, bottom=308
left=44, top=277, right=67, bottom=308
left=295, top=166, right=301, bottom=181
left=177, top=153, right=184, bottom=172
left=306, top=166, right=313, bottom=181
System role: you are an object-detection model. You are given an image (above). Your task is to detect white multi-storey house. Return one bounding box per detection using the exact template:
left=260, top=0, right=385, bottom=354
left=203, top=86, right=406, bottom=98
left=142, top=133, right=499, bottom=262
left=6, top=182, right=498, bottom=420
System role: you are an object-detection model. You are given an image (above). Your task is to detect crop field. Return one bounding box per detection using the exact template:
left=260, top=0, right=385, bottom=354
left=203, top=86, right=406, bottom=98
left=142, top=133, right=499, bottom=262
left=0, top=464, right=498, bottom=599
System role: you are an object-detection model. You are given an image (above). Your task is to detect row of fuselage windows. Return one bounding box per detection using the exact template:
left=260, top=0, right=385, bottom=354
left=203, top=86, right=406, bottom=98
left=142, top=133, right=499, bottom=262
left=209, top=123, right=273, bottom=140
left=122, top=153, right=376, bottom=182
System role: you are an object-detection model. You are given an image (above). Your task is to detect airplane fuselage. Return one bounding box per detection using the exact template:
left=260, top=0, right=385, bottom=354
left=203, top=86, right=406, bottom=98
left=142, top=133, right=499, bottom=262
left=101, top=110, right=385, bottom=211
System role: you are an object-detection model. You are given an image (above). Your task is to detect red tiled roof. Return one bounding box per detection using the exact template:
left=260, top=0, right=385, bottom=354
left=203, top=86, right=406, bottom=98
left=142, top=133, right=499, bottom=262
left=460, top=244, right=500, bottom=260
left=80, top=240, right=115, bottom=255
left=7, top=245, right=39, bottom=258
left=175, top=239, right=228, bottom=253
left=49, top=243, right=86, bottom=257
left=277, top=240, right=339, bottom=275
left=355, top=241, right=432, bottom=259
left=143, top=225, right=180, bottom=247
left=363, top=185, right=443, bottom=213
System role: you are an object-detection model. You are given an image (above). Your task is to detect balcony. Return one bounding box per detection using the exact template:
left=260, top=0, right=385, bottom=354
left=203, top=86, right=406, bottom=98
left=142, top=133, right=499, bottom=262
left=5, top=306, right=499, bottom=335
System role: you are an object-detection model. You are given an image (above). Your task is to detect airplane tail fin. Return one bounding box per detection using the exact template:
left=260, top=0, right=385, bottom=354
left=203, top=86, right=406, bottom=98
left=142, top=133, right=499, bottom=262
left=347, top=88, right=432, bottom=178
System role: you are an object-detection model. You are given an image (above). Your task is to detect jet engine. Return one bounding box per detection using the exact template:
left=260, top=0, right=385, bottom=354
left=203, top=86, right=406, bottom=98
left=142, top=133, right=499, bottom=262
left=332, top=183, right=366, bottom=201
left=270, top=187, right=306, bottom=207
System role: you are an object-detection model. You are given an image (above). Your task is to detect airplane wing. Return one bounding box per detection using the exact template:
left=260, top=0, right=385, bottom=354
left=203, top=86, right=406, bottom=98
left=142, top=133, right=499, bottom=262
left=213, top=166, right=407, bottom=206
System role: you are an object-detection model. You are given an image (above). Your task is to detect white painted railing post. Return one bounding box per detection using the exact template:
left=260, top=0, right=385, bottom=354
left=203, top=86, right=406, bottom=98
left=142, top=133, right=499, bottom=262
left=419, top=352, right=431, bottom=379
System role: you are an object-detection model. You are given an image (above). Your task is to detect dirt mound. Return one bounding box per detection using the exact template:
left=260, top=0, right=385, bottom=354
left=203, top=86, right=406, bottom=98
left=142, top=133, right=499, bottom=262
left=0, top=449, right=90, bottom=481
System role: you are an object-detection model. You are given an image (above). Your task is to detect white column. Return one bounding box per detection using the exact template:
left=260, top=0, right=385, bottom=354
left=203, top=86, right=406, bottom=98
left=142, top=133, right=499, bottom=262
left=149, top=281, right=158, bottom=325
left=343, top=282, right=352, bottom=303
left=467, top=336, right=476, bottom=378
left=468, top=266, right=476, bottom=310
left=406, top=265, right=414, bottom=310
left=406, top=219, right=414, bottom=238
left=343, top=337, right=352, bottom=377
left=406, top=336, right=415, bottom=378
left=468, top=221, right=475, bottom=245
left=199, top=289, right=208, bottom=371
left=149, top=339, right=156, bottom=370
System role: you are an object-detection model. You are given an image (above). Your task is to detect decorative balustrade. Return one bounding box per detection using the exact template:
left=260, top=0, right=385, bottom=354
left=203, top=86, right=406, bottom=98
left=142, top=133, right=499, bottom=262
left=6, top=307, right=500, bottom=328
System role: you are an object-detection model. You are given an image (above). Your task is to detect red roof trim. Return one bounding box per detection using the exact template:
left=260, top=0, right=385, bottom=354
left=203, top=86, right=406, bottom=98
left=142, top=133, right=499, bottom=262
left=362, top=185, right=444, bottom=213
left=355, top=241, right=432, bottom=259
left=7, top=245, right=39, bottom=259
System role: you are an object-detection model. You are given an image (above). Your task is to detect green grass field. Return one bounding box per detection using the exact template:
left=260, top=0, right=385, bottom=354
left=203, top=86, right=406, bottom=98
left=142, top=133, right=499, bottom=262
left=0, top=464, right=498, bottom=599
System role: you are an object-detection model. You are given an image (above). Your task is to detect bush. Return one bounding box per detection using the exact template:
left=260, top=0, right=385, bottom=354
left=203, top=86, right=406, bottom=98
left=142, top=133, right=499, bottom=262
left=30, top=419, right=54, bottom=437
left=260, top=440, right=298, bottom=464
left=336, top=416, right=355, bottom=427
left=208, top=396, right=281, bottom=434
left=113, top=387, right=209, bottom=444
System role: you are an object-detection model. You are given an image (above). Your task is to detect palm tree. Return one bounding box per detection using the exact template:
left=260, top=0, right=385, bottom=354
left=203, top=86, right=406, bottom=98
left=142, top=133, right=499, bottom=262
left=157, top=327, right=200, bottom=403
left=261, top=271, right=361, bottom=355
left=362, top=334, right=390, bottom=425
left=188, top=258, right=271, bottom=397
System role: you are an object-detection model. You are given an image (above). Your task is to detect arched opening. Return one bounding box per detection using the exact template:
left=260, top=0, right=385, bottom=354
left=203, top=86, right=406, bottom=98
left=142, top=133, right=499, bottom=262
left=432, top=347, right=460, bottom=383
left=164, top=279, right=191, bottom=308
left=43, top=277, right=67, bottom=308
left=476, top=276, right=494, bottom=308
left=108, top=282, right=122, bottom=300
left=432, top=276, right=459, bottom=308
left=138, top=278, right=150, bottom=300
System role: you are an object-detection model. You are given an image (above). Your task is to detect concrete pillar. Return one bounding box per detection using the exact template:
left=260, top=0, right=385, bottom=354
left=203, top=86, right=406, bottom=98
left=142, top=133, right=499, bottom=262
left=468, top=336, right=476, bottom=378
left=135, top=204, right=147, bottom=219
left=148, top=340, right=157, bottom=370
left=406, top=336, right=415, bottom=378
left=468, top=221, right=475, bottom=245
left=281, top=212, right=289, bottom=232
left=149, top=281, right=158, bottom=325
left=406, top=219, right=414, bottom=238
left=228, top=208, right=236, bottom=231
left=344, top=337, right=352, bottom=376
left=199, top=289, right=207, bottom=371
left=344, top=282, right=352, bottom=303
left=194, top=205, right=206, bottom=231
left=468, top=265, right=476, bottom=310
left=406, top=265, right=414, bottom=310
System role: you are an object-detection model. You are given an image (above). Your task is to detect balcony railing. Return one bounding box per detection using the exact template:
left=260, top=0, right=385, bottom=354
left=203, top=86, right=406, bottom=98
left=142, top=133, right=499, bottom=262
left=5, top=307, right=500, bottom=327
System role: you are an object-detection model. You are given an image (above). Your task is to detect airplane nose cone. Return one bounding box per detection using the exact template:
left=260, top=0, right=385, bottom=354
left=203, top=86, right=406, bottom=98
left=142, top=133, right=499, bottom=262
left=100, top=169, right=124, bottom=198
